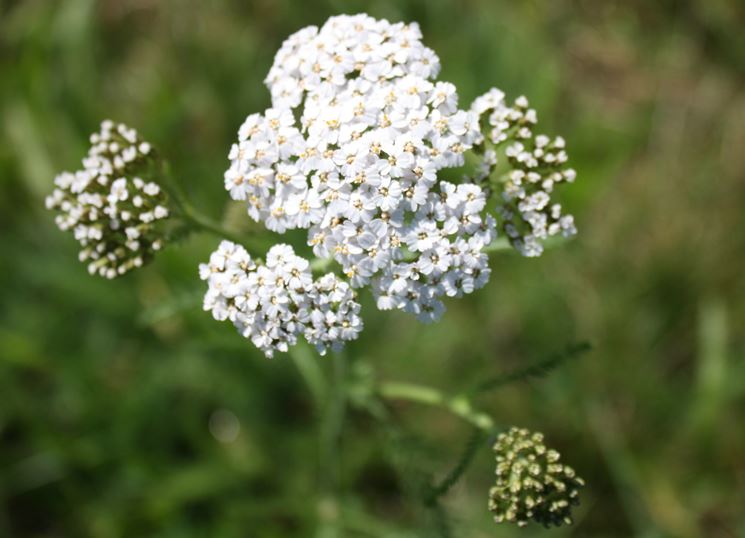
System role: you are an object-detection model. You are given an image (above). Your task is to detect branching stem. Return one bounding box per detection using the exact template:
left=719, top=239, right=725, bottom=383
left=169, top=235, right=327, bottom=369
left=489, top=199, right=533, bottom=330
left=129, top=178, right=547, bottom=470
left=378, top=381, right=494, bottom=431
left=180, top=206, right=248, bottom=248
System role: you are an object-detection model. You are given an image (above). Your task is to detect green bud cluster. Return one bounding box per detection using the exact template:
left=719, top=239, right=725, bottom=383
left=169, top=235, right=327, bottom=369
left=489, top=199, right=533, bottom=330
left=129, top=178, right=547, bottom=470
left=489, top=426, right=584, bottom=528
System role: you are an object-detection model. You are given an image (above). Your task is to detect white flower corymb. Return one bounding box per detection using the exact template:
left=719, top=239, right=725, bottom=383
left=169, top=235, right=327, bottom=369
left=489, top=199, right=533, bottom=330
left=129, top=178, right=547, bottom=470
left=200, top=241, right=362, bottom=358
left=202, top=13, right=578, bottom=356
left=46, top=121, right=169, bottom=278
left=224, top=14, right=495, bottom=323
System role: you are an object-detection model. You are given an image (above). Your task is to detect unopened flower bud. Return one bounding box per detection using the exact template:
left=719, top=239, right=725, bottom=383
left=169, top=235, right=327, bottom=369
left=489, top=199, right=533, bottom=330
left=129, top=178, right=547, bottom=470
left=489, top=427, right=584, bottom=528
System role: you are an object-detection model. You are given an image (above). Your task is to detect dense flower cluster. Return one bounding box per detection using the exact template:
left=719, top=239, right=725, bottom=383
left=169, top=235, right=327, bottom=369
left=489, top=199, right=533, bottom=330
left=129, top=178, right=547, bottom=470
left=200, top=241, right=362, bottom=357
left=45, top=121, right=169, bottom=278
left=472, top=89, right=577, bottom=257
left=489, top=427, right=584, bottom=528
left=224, top=14, right=495, bottom=322
left=208, top=13, right=580, bottom=353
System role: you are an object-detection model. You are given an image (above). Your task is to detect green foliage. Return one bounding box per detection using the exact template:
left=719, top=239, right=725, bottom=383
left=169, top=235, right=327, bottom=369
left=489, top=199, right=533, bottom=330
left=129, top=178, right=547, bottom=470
left=474, top=342, right=592, bottom=394
left=425, top=428, right=486, bottom=505
left=2, top=1, right=745, bottom=537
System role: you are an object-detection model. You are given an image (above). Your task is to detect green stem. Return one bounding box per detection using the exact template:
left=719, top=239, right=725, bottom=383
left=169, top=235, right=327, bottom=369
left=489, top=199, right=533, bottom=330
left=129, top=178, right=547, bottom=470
left=427, top=427, right=484, bottom=503
left=378, top=381, right=494, bottom=431
left=289, top=345, right=327, bottom=413
left=159, top=160, right=257, bottom=251
left=180, top=206, right=248, bottom=247
left=317, top=351, right=347, bottom=537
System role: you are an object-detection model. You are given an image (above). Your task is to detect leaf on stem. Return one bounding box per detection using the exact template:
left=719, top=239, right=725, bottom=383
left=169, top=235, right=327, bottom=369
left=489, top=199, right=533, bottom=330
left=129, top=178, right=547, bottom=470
left=426, top=427, right=485, bottom=504
left=474, top=341, right=592, bottom=394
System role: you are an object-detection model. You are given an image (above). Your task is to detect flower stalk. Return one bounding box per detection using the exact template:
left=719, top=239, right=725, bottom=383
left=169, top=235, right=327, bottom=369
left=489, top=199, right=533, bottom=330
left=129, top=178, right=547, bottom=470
left=378, top=381, right=495, bottom=431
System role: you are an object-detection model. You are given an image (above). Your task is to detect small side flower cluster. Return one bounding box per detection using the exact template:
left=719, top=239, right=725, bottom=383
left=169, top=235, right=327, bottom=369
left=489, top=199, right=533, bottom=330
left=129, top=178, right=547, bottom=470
left=224, top=14, right=493, bottom=323
left=200, top=241, right=362, bottom=357
left=489, top=427, right=584, bottom=528
left=45, top=121, right=169, bottom=278
left=472, top=89, right=577, bottom=257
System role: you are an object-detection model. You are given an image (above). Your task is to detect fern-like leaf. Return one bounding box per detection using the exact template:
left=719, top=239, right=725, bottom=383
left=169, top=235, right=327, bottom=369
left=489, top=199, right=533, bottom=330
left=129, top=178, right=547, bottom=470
left=426, top=428, right=485, bottom=504
left=474, top=341, right=592, bottom=394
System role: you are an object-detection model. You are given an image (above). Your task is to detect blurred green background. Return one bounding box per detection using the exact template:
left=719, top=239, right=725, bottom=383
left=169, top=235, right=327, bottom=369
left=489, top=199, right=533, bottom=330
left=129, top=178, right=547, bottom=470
left=2, top=0, right=744, bottom=536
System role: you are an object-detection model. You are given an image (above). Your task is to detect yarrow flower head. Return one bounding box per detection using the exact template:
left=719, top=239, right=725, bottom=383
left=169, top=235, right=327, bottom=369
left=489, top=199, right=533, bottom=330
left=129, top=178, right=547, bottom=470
left=200, top=13, right=581, bottom=356
left=200, top=241, right=362, bottom=358
left=45, top=121, right=170, bottom=278
left=489, top=427, right=585, bottom=528
left=224, top=14, right=495, bottom=324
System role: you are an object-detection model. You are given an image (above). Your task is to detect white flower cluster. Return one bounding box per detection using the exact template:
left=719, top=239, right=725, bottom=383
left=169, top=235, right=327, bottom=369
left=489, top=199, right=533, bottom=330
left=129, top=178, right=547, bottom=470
left=198, top=14, right=580, bottom=355
left=45, top=121, right=169, bottom=278
left=372, top=181, right=495, bottom=322
left=200, top=241, right=362, bottom=357
left=472, top=90, right=577, bottom=257
left=224, top=14, right=495, bottom=322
